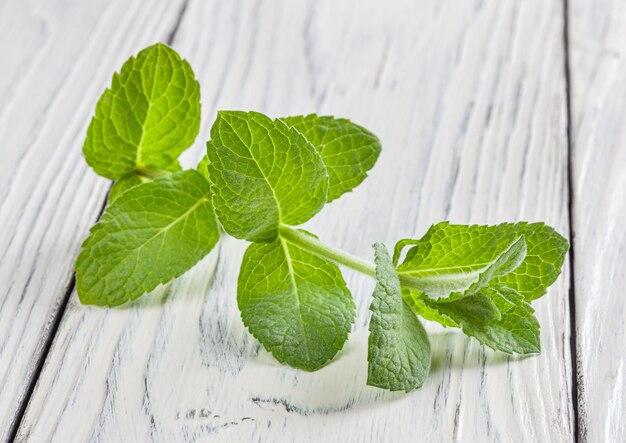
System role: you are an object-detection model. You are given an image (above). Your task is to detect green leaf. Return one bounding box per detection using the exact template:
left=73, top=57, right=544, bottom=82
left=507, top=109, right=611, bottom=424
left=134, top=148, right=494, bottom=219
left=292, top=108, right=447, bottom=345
left=402, top=289, right=460, bottom=328
left=474, top=284, right=540, bottom=354
left=206, top=111, right=328, bottom=243
left=76, top=170, right=219, bottom=306
left=392, top=238, right=420, bottom=267
left=398, top=230, right=527, bottom=300
left=196, top=155, right=209, bottom=180
left=109, top=173, right=147, bottom=203
left=238, top=231, right=355, bottom=370
left=404, top=289, right=502, bottom=328
left=83, top=43, right=200, bottom=179
left=416, top=284, right=540, bottom=354
left=367, top=243, right=431, bottom=392
left=433, top=293, right=501, bottom=325
left=108, top=162, right=182, bottom=203
left=406, top=285, right=540, bottom=354
left=448, top=235, right=527, bottom=299
left=281, top=114, right=381, bottom=202
left=396, top=222, right=568, bottom=300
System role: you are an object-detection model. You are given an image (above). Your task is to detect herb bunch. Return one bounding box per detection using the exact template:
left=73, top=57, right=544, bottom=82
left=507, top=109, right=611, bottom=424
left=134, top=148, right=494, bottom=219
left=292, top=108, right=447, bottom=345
left=76, top=43, right=569, bottom=392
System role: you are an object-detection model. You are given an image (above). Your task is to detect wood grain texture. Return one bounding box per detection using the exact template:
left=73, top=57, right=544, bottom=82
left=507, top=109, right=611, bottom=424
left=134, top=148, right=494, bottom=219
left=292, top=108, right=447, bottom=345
left=16, top=0, right=574, bottom=441
left=0, top=0, right=188, bottom=440
left=569, top=0, right=626, bottom=440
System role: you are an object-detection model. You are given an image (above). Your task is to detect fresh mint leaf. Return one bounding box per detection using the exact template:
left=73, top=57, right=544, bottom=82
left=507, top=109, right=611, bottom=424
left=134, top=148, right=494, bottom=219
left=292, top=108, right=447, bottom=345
left=367, top=243, right=431, bottom=392
left=402, top=289, right=460, bottom=328
left=470, top=284, right=540, bottom=354
left=109, top=173, right=147, bottom=203
left=398, top=228, right=543, bottom=354
left=447, top=235, right=527, bottom=300
left=495, top=224, right=569, bottom=300
left=411, top=284, right=540, bottom=354
left=83, top=43, right=200, bottom=179
left=281, top=115, right=381, bottom=202
left=392, top=238, right=420, bottom=267
left=196, top=155, right=209, bottom=180
left=397, top=230, right=527, bottom=300
left=238, top=230, right=355, bottom=370
left=76, top=170, right=219, bottom=306
left=108, top=162, right=182, bottom=203
left=405, top=285, right=540, bottom=354
left=396, top=222, right=568, bottom=300
left=206, top=111, right=328, bottom=243
left=432, top=293, right=501, bottom=325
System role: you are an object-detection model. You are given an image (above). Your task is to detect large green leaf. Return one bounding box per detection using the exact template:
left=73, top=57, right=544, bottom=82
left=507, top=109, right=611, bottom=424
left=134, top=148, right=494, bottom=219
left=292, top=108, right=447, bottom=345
left=83, top=43, right=200, bottom=179
left=238, top=231, right=355, bottom=370
left=396, top=222, right=568, bottom=300
left=367, top=243, right=431, bottom=392
left=206, top=111, right=328, bottom=243
left=76, top=170, right=219, bottom=306
left=281, top=114, right=381, bottom=202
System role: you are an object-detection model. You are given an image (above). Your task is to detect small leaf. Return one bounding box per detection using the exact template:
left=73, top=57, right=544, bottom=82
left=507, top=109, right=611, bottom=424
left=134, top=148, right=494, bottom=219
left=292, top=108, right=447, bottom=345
left=396, top=222, right=568, bottom=300
left=402, top=289, right=460, bottom=328
left=108, top=162, right=182, bottom=203
left=238, top=231, right=355, bottom=370
left=392, top=238, right=420, bottom=267
left=407, top=285, right=540, bottom=354
left=196, top=155, right=209, bottom=180
left=398, top=231, right=527, bottom=300
left=76, top=170, right=219, bottom=306
left=434, top=293, right=501, bottom=325
left=281, top=114, right=381, bottom=202
left=470, top=284, right=540, bottom=354
left=448, top=235, right=527, bottom=300
left=206, top=111, right=328, bottom=243
left=109, top=173, right=147, bottom=203
left=367, top=243, right=431, bottom=392
left=83, top=43, right=200, bottom=179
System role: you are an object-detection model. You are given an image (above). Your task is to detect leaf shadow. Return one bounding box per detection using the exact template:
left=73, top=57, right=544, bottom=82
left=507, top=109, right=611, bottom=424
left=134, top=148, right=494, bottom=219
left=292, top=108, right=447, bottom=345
left=428, top=330, right=535, bottom=376
left=240, top=330, right=410, bottom=417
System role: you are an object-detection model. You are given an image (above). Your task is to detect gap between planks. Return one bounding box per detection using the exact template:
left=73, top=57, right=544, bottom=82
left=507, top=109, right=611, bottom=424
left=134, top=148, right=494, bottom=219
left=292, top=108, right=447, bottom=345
left=562, top=0, right=582, bottom=441
left=5, top=2, right=191, bottom=441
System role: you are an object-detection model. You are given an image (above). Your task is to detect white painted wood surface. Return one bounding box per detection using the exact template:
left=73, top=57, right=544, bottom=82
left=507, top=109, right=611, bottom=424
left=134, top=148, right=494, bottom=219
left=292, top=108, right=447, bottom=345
left=12, top=0, right=574, bottom=441
left=3, top=0, right=622, bottom=441
left=569, top=0, right=626, bottom=441
left=0, top=0, right=189, bottom=440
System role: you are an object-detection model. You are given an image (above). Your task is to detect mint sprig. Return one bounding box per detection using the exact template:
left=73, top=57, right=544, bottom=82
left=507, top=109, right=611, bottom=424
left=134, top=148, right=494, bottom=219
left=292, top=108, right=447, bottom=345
left=76, top=44, right=569, bottom=391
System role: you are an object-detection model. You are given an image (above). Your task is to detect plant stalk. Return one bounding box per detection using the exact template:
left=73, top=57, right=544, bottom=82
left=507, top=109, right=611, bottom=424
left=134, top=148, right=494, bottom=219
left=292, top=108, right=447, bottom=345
left=278, top=225, right=376, bottom=277
left=278, top=225, right=423, bottom=290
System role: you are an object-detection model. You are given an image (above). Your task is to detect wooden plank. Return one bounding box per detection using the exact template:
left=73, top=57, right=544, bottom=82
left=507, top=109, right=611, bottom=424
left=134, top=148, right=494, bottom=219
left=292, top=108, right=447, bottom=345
left=17, top=0, right=574, bottom=441
left=0, top=0, right=189, bottom=440
left=569, top=0, right=626, bottom=440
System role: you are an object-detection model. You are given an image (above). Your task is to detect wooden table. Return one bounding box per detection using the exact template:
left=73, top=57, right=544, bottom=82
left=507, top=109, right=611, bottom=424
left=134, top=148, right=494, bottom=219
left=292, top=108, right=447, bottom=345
left=1, top=0, right=624, bottom=441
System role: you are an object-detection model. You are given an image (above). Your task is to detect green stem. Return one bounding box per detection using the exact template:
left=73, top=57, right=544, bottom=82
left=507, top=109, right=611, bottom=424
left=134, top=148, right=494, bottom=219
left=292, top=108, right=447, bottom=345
left=136, top=166, right=171, bottom=180
left=278, top=225, right=423, bottom=290
left=279, top=225, right=376, bottom=277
